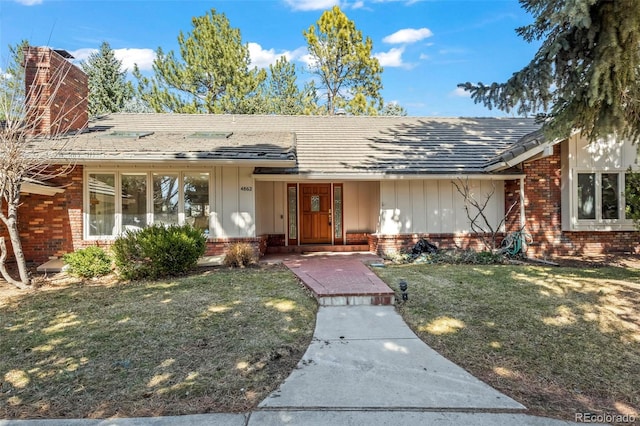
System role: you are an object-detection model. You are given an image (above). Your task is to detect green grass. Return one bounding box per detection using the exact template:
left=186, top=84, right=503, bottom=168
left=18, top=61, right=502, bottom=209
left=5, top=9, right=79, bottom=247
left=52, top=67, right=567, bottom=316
left=0, top=266, right=317, bottom=419
left=375, top=263, right=640, bottom=421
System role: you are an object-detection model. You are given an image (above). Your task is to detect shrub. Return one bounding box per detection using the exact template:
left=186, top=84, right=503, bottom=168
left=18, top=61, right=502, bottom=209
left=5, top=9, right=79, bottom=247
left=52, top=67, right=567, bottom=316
left=112, top=224, right=206, bottom=280
left=62, top=246, right=112, bottom=278
left=224, top=242, right=257, bottom=268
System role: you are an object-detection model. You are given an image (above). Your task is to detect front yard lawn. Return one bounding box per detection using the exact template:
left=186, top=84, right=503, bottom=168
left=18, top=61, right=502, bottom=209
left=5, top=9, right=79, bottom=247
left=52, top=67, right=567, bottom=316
left=0, top=266, right=317, bottom=419
left=375, top=263, right=640, bottom=422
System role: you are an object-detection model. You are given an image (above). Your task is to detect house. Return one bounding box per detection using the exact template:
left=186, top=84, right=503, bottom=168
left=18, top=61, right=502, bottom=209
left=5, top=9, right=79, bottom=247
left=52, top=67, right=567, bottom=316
left=12, top=47, right=640, bottom=266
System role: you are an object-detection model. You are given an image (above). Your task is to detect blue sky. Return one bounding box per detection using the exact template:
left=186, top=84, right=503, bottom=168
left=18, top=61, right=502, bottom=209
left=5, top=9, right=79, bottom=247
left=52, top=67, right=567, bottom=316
left=0, top=0, right=541, bottom=116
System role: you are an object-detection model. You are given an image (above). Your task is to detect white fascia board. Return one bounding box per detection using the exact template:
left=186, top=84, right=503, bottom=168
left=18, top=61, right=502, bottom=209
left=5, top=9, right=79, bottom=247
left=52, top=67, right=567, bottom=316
left=485, top=138, right=563, bottom=172
left=253, top=172, right=525, bottom=182
left=68, top=158, right=297, bottom=168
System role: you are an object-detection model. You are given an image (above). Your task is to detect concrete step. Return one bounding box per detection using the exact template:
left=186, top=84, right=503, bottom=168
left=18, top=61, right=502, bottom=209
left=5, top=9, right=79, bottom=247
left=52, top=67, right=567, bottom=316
left=318, top=293, right=395, bottom=306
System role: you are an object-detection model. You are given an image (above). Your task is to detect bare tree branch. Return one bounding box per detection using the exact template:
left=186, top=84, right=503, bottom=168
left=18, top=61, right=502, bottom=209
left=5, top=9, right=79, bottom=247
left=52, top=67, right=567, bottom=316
left=453, top=178, right=519, bottom=252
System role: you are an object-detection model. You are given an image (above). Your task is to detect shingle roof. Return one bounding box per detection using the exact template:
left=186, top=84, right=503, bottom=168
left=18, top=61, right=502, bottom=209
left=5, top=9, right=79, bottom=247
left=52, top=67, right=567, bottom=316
left=34, top=113, right=543, bottom=176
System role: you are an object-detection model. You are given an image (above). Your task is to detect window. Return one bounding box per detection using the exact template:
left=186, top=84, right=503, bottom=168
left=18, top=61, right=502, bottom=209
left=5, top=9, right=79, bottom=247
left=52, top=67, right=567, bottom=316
left=153, top=174, right=179, bottom=226
left=184, top=173, right=210, bottom=232
left=88, top=173, right=115, bottom=236
left=87, top=171, right=212, bottom=238
left=122, top=174, right=147, bottom=230
left=575, top=172, right=629, bottom=224
left=577, top=173, right=595, bottom=220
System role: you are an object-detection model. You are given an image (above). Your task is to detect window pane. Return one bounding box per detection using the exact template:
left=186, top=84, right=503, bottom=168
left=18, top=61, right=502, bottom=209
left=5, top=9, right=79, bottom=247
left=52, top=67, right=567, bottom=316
left=601, top=173, right=619, bottom=220
left=626, top=172, right=640, bottom=220
left=334, top=186, right=342, bottom=239
left=88, top=173, right=115, bottom=236
left=288, top=186, right=297, bottom=239
left=122, top=174, right=147, bottom=231
left=577, top=173, right=595, bottom=220
left=153, top=174, right=179, bottom=225
left=184, top=173, right=209, bottom=232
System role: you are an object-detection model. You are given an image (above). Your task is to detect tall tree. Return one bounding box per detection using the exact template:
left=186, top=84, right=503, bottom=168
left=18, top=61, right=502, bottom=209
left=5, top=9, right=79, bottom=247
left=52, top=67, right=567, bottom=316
left=0, top=40, right=29, bottom=121
left=304, top=6, right=383, bottom=115
left=259, top=56, right=315, bottom=115
left=133, top=9, right=265, bottom=114
left=81, top=41, right=133, bottom=116
left=459, top=0, right=640, bottom=142
left=380, top=101, right=408, bottom=116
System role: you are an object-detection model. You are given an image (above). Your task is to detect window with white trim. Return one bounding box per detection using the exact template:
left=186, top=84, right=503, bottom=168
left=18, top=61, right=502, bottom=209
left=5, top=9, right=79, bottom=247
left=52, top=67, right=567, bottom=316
left=574, top=171, right=635, bottom=227
left=86, top=171, right=210, bottom=238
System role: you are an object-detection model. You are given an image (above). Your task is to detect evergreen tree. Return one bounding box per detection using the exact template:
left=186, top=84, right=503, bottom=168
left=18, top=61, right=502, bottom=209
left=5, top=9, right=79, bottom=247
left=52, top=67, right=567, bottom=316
left=81, top=41, right=133, bottom=116
left=259, top=56, right=315, bottom=115
left=133, top=9, right=265, bottom=114
left=0, top=40, right=28, bottom=121
left=459, top=0, right=640, bottom=142
left=304, top=6, right=383, bottom=115
left=380, top=101, right=408, bottom=116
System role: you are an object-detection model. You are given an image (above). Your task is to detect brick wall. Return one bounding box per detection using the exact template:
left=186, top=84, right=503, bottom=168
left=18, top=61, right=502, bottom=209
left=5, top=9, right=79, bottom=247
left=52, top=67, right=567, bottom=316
left=518, top=144, right=640, bottom=256
left=1, top=167, right=84, bottom=265
left=24, top=46, right=88, bottom=136
left=370, top=233, right=495, bottom=256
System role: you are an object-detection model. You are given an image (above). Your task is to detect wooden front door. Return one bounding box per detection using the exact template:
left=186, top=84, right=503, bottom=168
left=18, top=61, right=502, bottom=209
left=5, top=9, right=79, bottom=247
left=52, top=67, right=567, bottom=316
left=300, top=184, right=332, bottom=244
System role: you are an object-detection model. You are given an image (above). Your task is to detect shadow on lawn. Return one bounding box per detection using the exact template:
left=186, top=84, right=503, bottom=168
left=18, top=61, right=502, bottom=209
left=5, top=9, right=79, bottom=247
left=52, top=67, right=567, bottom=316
left=0, top=269, right=316, bottom=419
left=381, top=264, right=640, bottom=422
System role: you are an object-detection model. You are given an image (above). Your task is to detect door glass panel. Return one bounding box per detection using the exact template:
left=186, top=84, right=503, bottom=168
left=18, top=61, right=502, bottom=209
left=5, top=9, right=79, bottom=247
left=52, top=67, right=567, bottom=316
left=153, top=174, right=179, bottom=225
left=184, top=173, right=210, bottom=232
left=288, top=186, right=297, bottom=239
left=334, top=186, right=342, bottom=239
left=88, top=173, right=115, bottom=236
left=577, top=173, right=595, bottom=220
left=601, top=173, right=619, bottom=220
left=122, top=174, right=147, bottom=232
left=311, top=195, right=320, bottom=212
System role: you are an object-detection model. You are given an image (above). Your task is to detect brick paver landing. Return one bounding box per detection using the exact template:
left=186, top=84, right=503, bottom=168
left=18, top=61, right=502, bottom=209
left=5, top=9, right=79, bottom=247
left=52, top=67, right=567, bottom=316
left=278, top=253, right=395, bottom=305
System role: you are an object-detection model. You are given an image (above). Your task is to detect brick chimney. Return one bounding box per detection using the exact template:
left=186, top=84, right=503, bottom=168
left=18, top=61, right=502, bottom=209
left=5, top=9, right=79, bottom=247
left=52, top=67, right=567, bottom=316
left=23, top=46, right=88, bottom=136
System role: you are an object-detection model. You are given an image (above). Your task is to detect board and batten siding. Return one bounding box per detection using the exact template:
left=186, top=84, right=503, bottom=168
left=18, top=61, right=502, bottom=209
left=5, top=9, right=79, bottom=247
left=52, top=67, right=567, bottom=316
left=255, top=181, right=287, bottom=235
left=379, top=179, right=505, bottom=234
left=211, top=166, right=256, bottom=238
left=343, top=181, right=379, bottom=233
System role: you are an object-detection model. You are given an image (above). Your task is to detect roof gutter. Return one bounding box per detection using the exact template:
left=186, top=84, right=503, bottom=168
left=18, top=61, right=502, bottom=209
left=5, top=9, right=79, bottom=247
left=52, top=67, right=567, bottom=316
left=253, top=172, right=526, bottom=182
left=48, top=157, right=297, bottom=168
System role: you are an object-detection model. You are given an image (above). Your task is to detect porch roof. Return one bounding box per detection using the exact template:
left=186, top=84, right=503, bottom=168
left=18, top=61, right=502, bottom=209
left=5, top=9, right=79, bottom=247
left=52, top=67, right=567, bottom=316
left=33, top=113, right=543, bottom=175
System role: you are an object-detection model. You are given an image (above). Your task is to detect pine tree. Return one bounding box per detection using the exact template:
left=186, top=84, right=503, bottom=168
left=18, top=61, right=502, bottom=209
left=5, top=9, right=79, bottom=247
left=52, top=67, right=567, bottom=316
left=304, top=6, right=383, bottom=115
left=0, top=40, right=29, bottom=121
left=81, top=41, right=133, bottom=116
left=259, top=56, right=315, bottom=115
left=459, top=0, right=640, bottom=142
left=133, top=9, right=265, bottom=114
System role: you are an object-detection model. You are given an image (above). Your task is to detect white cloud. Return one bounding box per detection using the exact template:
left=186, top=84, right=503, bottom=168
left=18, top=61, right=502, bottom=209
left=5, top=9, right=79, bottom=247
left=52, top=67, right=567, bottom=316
left=70, top=47, right=156, bottom=72
left=419, top=53, right=429, bottom=60
left=383, top=28, right=433, bottom=44
left=115, top=48, right=155, bottom=71
left=248, top=43, right=306, bottom=69
left=374, top=47, right=405, bottom=68
left=451, top=87, right=471, bottom=98
left=14, top=0, right=43, bottom=5
left=284, top=0, right=340, bottom=11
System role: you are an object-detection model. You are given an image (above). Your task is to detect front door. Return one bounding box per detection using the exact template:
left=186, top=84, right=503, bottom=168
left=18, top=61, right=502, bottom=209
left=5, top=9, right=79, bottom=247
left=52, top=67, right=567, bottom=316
left=300, top=184, right=332, bottom=244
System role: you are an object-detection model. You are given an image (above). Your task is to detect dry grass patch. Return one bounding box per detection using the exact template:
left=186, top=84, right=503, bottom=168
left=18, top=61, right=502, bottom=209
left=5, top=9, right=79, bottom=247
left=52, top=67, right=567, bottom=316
left=375, top=263, right=640, bottom=422
left=0, top=266, right=316, bottom=419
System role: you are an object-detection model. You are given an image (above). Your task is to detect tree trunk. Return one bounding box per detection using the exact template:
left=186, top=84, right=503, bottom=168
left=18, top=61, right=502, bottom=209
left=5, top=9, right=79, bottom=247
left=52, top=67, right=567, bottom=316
left=0, top=236, right=31, bottom=289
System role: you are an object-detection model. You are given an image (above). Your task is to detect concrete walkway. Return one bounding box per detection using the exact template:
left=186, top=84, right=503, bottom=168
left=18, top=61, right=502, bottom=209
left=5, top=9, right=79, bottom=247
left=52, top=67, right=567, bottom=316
left=1, top=254, right=601, bottom=426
